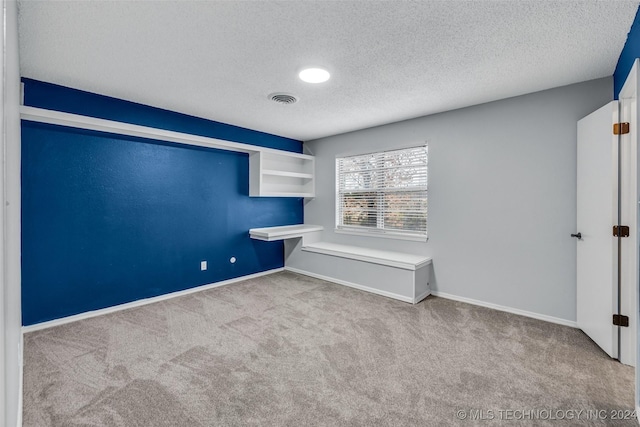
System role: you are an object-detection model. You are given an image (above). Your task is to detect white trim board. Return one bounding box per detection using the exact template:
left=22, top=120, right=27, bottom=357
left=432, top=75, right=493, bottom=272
left=431, top=291, right=577, bottom=328
left=301, top=242, right=431, bottom=271
left=22, top=266, right=575, bottom=332
left=20, top=106, right=313, bottom=160
left=285, top=266, right=423, bottom=304
left=414, top=289, right=431, bottom=305
left=22, top=268, right=283, bottom=333
left=16, top=334, right=22, bottom=427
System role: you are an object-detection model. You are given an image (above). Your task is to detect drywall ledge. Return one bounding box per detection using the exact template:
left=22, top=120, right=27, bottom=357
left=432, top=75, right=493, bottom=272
left=20, top=106, right=289, bottom=156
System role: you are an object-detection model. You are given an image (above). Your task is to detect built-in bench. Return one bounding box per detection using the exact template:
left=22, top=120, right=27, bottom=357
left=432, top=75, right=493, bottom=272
left=249, top=225, right=432, bottom=304
left=301, top=242, right=431, bottom=271
left=293, top=241, right=431, bottom=304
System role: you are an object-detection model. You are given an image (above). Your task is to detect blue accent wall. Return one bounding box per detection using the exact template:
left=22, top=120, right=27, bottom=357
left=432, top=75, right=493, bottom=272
left=21, top=80, right=303, bottom=325
left=614, top=6, right=640, bottom=98
left=22, top=78, right=302, bottom=153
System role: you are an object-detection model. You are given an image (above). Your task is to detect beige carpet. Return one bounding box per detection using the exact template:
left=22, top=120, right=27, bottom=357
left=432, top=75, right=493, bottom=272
left=23, top=271, right=635, bottom=426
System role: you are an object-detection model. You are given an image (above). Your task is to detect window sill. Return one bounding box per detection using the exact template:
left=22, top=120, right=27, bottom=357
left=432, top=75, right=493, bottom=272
left=335, top=228, right=428, bottom=242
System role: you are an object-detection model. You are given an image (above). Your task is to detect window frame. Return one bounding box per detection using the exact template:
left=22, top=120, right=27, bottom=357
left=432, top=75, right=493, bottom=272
left=335, top=144, right=428, bottom=242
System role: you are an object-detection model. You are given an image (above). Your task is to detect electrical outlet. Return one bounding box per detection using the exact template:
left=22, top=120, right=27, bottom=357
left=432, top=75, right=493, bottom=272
left=200, top=261, right=207, bottom=271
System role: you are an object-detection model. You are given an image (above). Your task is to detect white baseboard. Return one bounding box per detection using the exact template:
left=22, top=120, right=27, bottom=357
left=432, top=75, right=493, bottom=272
left=22, top=268, right=284, bottom=333
left=431, top=291, right=577, bottom=328
left=414, top=289, right=431, bottom=304
left=285, top=266, right=415, bottom=304
left=17, top=333, right=23, bottom=427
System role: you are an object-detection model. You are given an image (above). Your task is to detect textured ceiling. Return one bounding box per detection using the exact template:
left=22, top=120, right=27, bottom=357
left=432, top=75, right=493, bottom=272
left=17, top=1, right=639, bottom=141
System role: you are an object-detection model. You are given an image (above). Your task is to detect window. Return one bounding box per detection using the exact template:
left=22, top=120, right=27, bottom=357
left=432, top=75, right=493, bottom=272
left=336, top=145, right=428, bottom=240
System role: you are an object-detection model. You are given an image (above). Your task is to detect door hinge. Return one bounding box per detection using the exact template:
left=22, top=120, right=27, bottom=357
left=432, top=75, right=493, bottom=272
left=614, top=122, right=630, bottom=135
left=613, top=314, right=629, bottom=327
left=613, top=225, right=630, bottom=237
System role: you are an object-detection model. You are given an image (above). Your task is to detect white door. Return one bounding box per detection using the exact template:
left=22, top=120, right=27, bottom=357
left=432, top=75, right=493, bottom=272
left=576, top=101, right=619, bottom=359
left=618, top=59, right=639, bottom=371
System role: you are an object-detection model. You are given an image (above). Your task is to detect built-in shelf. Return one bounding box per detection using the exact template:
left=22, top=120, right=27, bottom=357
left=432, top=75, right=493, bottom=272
left=262, top=170, right=314, bottom=179
left=249, top=151, right=315, bottom=197
left=20, top=106, right=316, bottom=198
left=249, top=224, right=324, bottom=241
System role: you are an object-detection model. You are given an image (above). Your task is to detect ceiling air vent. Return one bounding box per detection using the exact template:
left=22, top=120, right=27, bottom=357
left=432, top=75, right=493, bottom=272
left=269, top=93, right=298, bottom=104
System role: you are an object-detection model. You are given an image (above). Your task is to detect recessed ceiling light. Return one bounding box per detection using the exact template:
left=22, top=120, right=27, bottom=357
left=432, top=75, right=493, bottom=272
left=299, top=68, right=330, bottom=84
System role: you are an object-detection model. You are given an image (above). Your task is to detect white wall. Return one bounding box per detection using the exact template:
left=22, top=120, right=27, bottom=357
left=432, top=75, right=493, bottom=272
left=2, top=0, right=22, bottom=426
left=301, top=77, right=612, bottom=323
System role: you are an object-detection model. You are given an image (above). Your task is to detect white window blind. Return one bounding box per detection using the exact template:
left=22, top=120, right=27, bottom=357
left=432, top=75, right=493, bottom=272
left=336, top=145, right=428, bottom=238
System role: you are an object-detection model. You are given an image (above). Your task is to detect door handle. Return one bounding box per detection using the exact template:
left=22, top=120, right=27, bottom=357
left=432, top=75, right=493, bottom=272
left=571, top=232, right=582, bottom=240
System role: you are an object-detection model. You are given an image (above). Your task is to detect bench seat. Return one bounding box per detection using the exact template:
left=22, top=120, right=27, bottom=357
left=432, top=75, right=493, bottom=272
left=301, top=242, right=431, bottom=271
left=285, top=240, right=432, bottom=304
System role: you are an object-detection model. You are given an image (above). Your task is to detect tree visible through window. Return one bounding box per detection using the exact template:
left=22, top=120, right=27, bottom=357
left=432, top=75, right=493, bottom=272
left=336, top=145, right=427, bottom=238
